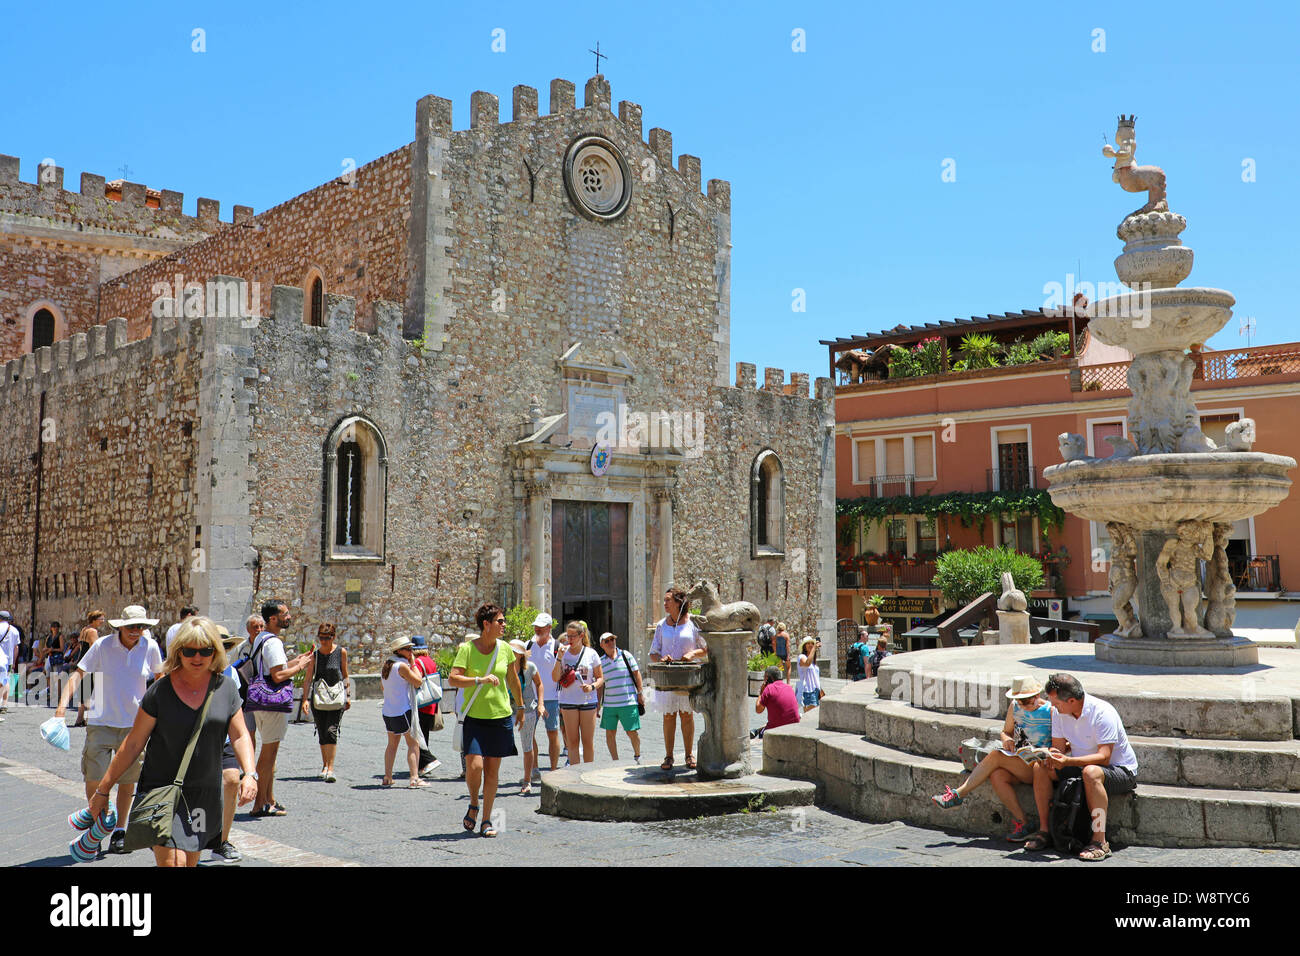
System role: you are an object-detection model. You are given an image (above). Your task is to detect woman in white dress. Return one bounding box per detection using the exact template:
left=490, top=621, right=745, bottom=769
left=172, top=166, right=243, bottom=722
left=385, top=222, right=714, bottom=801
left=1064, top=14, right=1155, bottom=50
left=648, top=587, right=707, bottom=771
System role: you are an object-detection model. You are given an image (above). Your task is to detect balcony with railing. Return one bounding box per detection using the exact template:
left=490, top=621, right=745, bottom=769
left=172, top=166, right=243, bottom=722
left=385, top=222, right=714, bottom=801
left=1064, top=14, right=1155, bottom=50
left=986, top=465, right=1040, bottom=492
left=1072, top=343, right=1300, bottom=394
left=859, top=474, right=915, bottom=498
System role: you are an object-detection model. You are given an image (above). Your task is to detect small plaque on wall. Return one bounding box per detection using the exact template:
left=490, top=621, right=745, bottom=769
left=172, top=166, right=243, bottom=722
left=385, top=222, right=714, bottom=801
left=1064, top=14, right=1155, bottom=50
left=345, top=578, right=362, bottom=605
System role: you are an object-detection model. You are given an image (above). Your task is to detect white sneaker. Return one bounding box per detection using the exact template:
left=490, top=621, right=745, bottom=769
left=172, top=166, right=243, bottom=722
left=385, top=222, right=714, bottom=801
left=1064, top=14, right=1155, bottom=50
left=420, top=759, right=441, bottom=776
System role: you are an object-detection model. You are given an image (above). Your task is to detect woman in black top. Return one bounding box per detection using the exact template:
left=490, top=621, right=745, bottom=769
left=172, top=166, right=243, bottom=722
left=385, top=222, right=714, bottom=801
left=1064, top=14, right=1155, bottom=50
left=89, top=617, right=257, bottom=867
left=300, top=622, right=350, bottom=782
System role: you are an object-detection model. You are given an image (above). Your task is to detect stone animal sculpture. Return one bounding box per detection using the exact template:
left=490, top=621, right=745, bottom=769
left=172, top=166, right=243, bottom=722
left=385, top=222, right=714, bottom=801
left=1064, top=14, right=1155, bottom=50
left=1106, top=436, right=1138, bottom=460
left=1225, top=418, right=1256, bottom=452
left=685, top=580, right=761, bottom=633
left=1102, top=115, right=1168, bottom=216
left=996, top=571, right=1028, bottom=612
left=1058, top=433, right=1094, bottom=462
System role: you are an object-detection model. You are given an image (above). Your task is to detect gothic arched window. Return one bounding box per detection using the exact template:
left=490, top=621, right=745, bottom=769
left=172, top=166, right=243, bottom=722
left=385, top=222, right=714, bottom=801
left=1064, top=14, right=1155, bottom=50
left=751, top=449, right=786, bottom=557
left=24, top=302, right=64, bottom=352
left=305, top=272, right=324, bottom=326
left=323, top=416, right=387, bottom=562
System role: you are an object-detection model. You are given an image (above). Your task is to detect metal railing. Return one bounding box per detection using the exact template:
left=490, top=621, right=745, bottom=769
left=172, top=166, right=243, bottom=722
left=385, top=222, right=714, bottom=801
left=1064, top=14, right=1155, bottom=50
left=864, top=474, right=914, bottom=498
left=1073, top=344, right=1300, bottom=393
left=1228, top=554, right=1281, bottom=592
left=986, top=466, right=1039, bottom=492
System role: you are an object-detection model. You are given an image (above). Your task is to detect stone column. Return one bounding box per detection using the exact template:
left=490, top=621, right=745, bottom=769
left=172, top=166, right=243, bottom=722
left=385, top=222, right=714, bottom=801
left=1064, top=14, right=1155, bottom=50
left=688, top=631, right=752, bottom=780
left=655, top=487, right=673, bottom=592
left=1135, top=530, right=1175, bottom=640
left=527, top=481, right=549, bottom=611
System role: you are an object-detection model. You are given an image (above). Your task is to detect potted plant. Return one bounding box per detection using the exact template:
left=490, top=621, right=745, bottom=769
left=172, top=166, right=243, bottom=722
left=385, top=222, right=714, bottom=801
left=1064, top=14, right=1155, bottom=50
left=863, top=594, right=886, bottom=626
left=747, top=652, right=779, bottom=696
left=434, top=646, right=458, bottom=713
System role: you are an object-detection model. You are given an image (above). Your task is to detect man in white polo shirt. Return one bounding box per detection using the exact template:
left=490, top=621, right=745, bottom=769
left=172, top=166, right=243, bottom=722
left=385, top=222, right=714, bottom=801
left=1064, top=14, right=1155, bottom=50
left=0, top=611, right=17, bottom=713
left=1028, top=672, right=1139, bottom=861
left=55, top=604, right=163, bottom=854
left=527, top=613, right=562, bottom=775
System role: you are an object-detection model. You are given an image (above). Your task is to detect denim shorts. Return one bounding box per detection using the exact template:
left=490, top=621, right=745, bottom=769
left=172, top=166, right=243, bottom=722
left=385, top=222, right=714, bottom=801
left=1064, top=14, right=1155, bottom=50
left=801, top=690, right=820, bottom=708
left=542, top=699, right=559, bottom=732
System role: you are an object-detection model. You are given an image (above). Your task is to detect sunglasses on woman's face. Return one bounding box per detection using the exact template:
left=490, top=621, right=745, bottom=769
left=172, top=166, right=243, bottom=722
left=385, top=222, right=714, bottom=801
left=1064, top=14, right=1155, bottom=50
left=180, top=646, right=215, bottom=658
left=494, top=619, right=506, bottom=625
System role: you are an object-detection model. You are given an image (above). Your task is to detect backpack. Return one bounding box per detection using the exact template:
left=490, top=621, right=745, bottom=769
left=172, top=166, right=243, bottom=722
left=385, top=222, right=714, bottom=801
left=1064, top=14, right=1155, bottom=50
left=756, top=625, right=774, bottom=655
left=845, top=642, right=866, bottom=679
left=1049, top=774, right=1095, bottom=854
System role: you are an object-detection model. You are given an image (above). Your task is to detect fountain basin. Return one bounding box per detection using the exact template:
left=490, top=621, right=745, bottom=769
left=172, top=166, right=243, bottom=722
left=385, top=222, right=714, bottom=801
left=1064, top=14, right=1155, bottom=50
left=1088, top=287, right=1235, bottom=355
left=1045, top=452, right=1294, bottom=528
left=647, top=662, right=706, bottom=691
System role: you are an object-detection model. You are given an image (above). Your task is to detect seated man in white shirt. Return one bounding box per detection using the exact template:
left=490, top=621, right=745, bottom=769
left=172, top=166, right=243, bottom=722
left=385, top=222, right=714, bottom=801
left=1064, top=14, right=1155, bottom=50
left=1026, top=672, right=1139, bottom=860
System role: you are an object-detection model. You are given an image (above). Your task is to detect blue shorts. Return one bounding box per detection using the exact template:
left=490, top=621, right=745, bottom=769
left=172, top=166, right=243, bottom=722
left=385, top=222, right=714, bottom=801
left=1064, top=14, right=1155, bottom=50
left=802, top=690, right=820, bottom=708
left=543, top=699, right=559, bottom=732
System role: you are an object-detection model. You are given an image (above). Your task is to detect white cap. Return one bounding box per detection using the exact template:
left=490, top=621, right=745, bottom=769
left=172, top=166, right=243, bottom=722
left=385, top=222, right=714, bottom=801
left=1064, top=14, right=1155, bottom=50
left=532, top=612, right=554, bottom=628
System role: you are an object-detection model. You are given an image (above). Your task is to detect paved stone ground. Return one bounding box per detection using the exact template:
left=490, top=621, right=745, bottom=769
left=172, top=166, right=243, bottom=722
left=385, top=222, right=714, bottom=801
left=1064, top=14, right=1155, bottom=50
left=2, top=680, right=1297, bottom=868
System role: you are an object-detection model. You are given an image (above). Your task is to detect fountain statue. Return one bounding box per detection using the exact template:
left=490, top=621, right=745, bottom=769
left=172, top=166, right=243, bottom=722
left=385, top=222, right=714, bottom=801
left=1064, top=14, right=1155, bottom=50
left=1044, top=116, right=1295, bottom=666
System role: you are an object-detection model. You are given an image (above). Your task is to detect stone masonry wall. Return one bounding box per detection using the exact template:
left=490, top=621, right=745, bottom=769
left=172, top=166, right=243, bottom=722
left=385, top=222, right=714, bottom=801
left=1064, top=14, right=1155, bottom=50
left=0, top=316, right=202, bottom=636
left=94, top=147, right=412, bottom=340
left=0, top=153, right=226, bottom=360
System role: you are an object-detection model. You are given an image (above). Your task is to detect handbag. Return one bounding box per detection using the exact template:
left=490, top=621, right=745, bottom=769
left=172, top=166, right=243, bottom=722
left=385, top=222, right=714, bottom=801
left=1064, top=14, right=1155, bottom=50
left=451, top=641, right=499, bottom=753
left=245, top=635, right=294, bottom=713
left=414, top=657, right=443, bottom=709
left=310, top=650, right=346, bottom=711
left=558, top=646, right=587, bottom=689
left=124, top=680, right=214, bottom=852
left=622, top=650, right=645, bottom=717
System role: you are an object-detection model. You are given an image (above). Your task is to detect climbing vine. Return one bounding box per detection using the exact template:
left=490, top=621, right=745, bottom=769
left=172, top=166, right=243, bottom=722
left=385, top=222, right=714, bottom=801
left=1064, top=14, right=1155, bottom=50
left=837, top=488, right=1065, bottom=531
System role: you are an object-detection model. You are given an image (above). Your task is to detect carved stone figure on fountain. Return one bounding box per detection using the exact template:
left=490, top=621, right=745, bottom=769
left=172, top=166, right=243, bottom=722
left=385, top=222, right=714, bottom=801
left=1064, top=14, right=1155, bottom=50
left=1203, top=522, right=1238, bottom=639
left=1225, top=419, right=1257, bottom=452
left=1058, top=433, right=1094, bottom=463
left=685, top=580, right=761, bottom=633
left=1103, top=115, right=1168, bottom=217
left=1157, top=521, right=1214, bottom=639
left=1106, top=522, right=1142, bottom=638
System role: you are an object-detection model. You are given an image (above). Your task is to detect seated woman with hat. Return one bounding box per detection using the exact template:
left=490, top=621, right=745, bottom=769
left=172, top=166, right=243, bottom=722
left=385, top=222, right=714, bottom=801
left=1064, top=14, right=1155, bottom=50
left=930, top=676, right=1055, bottom=842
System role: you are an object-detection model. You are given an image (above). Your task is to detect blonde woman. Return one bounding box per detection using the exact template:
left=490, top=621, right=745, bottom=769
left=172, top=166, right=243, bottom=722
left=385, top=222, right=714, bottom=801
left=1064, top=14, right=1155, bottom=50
left=87, top=618, right=257, bottom=867
left=552, top=620, right=602, bottom=765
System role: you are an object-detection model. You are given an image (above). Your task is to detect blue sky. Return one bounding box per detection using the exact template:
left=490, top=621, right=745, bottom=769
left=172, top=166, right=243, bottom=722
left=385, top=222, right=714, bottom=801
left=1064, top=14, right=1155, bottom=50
left=4, top=1, right=1297, bottom=378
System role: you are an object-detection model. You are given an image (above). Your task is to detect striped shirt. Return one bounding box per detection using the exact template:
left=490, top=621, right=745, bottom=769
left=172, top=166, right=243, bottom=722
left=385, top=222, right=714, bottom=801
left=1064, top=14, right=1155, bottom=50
left=600, top=650, right=640, bottom=708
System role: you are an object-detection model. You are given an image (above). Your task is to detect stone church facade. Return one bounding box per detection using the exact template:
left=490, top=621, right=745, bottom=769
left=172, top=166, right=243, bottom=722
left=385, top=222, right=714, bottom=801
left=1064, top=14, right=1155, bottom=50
left=0, top=75, right=836, bottom=671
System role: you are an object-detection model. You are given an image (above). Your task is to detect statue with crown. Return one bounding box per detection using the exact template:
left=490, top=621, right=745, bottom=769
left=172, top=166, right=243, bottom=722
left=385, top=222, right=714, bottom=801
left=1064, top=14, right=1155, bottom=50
left=1102, top=114, right=1168, bottom=218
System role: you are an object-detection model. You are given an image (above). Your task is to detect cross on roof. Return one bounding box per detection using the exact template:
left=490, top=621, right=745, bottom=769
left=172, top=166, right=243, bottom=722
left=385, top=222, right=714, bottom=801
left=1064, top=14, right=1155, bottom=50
left=118, top=163, right=133, bottom=181
left=589, top=41, right=607, bottom=74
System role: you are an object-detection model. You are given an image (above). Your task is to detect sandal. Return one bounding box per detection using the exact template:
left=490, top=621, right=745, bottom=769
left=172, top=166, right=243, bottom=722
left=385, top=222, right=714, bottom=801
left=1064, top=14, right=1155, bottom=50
left=463, top=806, right=479, bottom=831
left=1078, top=841, right=1112, bottom=861
left=381, top=779, right=394, bottom=788
left=685, top=755, right=697, bottom=770
left=407, top=780, right=428, bottom=789
left=1022, top=831, right=1051, bottom=852
left=479, top=820, right=497, bottom=838
left=660, top=756, right=674, bottom=771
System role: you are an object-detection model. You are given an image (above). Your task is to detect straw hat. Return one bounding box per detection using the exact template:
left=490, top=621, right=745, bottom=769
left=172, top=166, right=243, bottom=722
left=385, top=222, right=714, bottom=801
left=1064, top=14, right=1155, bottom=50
left=109, top=605, right=159, bottom=628
left=388, top=636, right=415, bottom=655
left=799, top=635, right=817, bottom=649
left=1005, top=676, right=1043, bottom=700
left=508, top=639, right=529, bottom=657
left=215, top=625, right=243, bottom=650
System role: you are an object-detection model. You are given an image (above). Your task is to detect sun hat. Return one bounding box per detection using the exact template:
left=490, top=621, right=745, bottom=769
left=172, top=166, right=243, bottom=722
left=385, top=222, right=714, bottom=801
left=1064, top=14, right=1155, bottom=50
left=508, top=639, right=528, bottom=657
left=1006, top=676, right=1043, bottom=700
left=411, top=635, right=428, bottom=648
left=800, top=635, right=817, bottom=649
left=215, top=624, right=243, bottom=649
left=532, top=612, right=553, bottom=628
left=0, top=611, right=11, bottom=621
left=388, top=636, right=414, bottom=655
left=108, top=605, right=159, bottom=629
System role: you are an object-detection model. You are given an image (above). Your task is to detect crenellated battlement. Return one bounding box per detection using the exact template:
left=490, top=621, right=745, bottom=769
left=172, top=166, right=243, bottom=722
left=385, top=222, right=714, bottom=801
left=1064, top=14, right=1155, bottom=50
left=415, top=75, right=729, bottom=206
left=0, top=153, right=252, bottom=235
left=731, top=361, right=831, bottom=402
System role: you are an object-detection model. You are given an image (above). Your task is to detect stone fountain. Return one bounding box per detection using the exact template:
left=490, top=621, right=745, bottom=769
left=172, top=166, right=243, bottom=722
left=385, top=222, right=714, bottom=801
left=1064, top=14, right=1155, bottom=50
left=1044, top=116, right=1295, bottom=666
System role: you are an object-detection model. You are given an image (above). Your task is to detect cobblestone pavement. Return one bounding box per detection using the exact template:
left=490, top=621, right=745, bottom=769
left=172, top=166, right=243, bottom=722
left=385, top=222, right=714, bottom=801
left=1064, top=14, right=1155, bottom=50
left=2, top=681, right=1296, bottom=868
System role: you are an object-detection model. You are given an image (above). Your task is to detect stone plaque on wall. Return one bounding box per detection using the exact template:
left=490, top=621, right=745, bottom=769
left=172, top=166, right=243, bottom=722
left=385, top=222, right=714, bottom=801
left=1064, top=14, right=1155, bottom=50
left=566, top=384, right=621, bottom=442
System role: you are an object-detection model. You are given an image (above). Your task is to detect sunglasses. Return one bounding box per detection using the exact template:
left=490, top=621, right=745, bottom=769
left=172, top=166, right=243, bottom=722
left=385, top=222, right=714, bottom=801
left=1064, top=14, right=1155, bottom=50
left=180, top=646, right=216, bottom=658
left=494, top=618, right=506, bottom=625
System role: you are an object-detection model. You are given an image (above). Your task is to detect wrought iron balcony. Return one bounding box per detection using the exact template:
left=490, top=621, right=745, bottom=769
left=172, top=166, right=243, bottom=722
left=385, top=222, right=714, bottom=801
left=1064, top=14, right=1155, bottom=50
left=986, top=466, right=1039, bottom=492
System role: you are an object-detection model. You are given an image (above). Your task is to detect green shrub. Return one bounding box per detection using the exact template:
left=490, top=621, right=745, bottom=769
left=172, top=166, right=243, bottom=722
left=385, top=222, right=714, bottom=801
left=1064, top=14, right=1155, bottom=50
left=887, top=337, right=944, bottom=378
left=434, top=646, right=457, bottom=679
left=1002, top=338, right=1039, bottom=366
left=504, top=603, right=544, bottom=643
left=747, top=651, right=781, bottom=672
left=932, top=546, right=1045, bottom=608
left=1030, top=330, right=1071, bottom=359
left=958, top=332, right=1001, bottom=369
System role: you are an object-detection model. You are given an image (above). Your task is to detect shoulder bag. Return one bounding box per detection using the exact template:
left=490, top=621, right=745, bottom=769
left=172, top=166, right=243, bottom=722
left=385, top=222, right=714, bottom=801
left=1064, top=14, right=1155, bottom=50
left=245, top=636, right=293, bottom=713
left=414, top=655, right=444, bottom=709
left=310, top=649, right=347, bottom=711
left=621, top=650, right=645, bottom=716
left=451, top=641, right=500, bottom=753
left=124, top=679, right=215, bottom=852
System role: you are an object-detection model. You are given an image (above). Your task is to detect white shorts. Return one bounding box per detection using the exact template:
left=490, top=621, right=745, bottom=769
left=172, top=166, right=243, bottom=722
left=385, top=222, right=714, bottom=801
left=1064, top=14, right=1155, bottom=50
left=649, top=689, right=695, bottom=714
left=254, top=710, right=288, bottom=744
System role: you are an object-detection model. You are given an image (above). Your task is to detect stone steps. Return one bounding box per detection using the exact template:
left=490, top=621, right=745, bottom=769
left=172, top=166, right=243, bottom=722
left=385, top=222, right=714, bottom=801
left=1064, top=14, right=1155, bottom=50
left=823, top=695, right=1300, bottom=792
left=762, top=722, right=1300, bottom=848
left=874, top=659, right=1298, bottom=740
